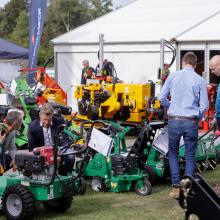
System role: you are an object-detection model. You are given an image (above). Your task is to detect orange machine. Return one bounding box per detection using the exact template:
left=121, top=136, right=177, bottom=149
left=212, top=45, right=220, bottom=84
left=20, top=67, right=67, bottom=106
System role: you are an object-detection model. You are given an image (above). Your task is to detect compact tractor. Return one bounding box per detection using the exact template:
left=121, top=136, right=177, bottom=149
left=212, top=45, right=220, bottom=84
left=0, top=125, right=83, bottom=220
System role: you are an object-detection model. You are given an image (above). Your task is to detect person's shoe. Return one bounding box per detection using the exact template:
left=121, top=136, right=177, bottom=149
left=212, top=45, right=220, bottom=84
left=169, top=187, right=180, bottom=199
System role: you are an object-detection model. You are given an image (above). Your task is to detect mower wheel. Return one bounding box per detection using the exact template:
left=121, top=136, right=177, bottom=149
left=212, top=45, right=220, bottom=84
left=91, top=177, right=102, bottom=192
left=2, top=184, right=35, bottom=220
left=77, top=177, right=87, bottom=195
left=143, top=164, right=157, bottom=185
left=44, top=196, right=73, bottom=212
left=196, top=162, right=206, bottom=174
left=135, top=179, right=152, bottom=196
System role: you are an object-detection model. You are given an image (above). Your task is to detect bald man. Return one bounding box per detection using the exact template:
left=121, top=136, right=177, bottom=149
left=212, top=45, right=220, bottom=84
left=210, top=55, right=220, bottom=195
left=210, top=55, right=220, bottom=76
left=210, top=55, right=220, bottom=129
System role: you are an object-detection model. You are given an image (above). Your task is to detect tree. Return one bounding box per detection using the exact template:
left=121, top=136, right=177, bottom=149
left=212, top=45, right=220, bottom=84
left=40, top=0, right=113, bottom=65
left=88, top=0, right=112, bottom=18
left=0, top=0, right=28, bottom=38
left=9, top=10, right=29, bottom=48
left=0, top=0, right=113, bottom=66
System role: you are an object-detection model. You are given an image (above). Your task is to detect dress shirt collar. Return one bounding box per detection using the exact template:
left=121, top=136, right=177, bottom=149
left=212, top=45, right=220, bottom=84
left=182, top=67, right=194, bottom=71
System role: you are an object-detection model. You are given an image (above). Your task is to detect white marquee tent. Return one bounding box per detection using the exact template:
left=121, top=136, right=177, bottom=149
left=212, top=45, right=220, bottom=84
left=52, top=0, right=220, bottom=108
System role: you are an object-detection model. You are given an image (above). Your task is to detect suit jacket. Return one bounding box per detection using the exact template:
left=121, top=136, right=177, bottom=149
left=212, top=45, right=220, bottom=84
left=28, top=116, right=65, bottom=151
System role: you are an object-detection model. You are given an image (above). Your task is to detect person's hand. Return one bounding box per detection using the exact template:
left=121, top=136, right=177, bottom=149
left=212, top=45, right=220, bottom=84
left=210, top=118, right=217, bottom=130
left=10, top=159, right=17, bottom=172
left=0, top=132, right=6, bottom=145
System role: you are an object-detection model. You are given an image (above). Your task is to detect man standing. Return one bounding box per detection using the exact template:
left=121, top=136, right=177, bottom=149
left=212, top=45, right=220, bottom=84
left=158, top=52, right=209, bottom=199
left=0, top=110, right=23, bottom=172
left=28, top=103, right=65, bottom=151
left=209, top=55, right=220, bottom=128
left=81, top=60, right=95, bottom=84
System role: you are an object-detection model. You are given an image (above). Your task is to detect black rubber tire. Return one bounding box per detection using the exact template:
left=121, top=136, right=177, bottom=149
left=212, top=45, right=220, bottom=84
left=44, top=196, right=73, bottom=212
left=135, top=179, right=152, bottom=196
left=77, top=177, right=87, bottom=195
left=2, top=184, right=35, bottom=220
left=143, top=164, right=157, bottom=185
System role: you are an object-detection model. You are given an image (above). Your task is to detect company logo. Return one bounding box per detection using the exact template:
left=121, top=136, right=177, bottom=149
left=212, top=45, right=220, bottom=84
left=31, top=34, right=35, bottom=45
left=111, top=182, right=117, bottom=188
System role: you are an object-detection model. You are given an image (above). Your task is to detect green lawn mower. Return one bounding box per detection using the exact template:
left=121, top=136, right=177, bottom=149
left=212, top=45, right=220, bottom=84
left=77, top=120, right=152, bottom=196
left=137, top=123, right=220, bottom=183
left=0, top=125, right=85, bottom=220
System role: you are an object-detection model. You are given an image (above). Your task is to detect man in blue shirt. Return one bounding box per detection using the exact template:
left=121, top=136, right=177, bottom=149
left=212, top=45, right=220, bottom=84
left=209, top=55, right=220, bottom=129
left=158, top=52, right=209, bottom=199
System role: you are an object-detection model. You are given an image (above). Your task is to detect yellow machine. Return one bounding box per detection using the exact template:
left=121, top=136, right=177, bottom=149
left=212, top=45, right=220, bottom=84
left=74, top=82, right=156, bottom=123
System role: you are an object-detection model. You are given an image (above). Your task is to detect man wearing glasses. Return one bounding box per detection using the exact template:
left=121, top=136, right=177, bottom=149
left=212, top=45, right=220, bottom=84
left=28, top=103, right=65, bottom=151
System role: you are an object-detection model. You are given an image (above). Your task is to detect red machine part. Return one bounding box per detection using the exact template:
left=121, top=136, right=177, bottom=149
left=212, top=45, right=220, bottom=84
left=0, top=82, right=5, bottom=90
left=33, top=146, right=61, bottom=165
left=200, top=84, right=217, bottom=131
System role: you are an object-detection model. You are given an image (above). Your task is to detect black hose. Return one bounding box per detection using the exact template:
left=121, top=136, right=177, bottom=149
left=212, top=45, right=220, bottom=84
left=43, top=56, right=54, bottom=68
left=164, top=40, right=176, bottom=67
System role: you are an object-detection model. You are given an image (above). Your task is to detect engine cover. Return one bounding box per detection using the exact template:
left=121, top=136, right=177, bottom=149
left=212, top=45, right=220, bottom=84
left=33, top=146, right=61, bottom=166
left=15, top=152, right=45, bottom=173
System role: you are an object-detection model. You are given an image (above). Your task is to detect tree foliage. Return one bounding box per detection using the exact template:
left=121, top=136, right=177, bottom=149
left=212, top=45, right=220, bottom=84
left=9, top=10, right=29, bottom=48
left=0, top=0, right=113, bottom=66
left=0, top=0, right=28, bottom=37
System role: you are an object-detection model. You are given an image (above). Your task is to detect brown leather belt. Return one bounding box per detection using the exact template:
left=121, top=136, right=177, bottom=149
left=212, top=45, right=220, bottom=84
left=169, top=116, right=197, bottom=120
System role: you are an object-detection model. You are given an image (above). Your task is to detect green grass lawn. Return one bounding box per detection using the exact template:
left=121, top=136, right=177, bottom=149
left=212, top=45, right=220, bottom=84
left=1, top=166, right=220, bottom=220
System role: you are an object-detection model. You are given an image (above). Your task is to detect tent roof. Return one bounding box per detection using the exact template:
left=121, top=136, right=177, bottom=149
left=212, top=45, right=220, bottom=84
left=173, top=11, right=220, bottom=42
left=0, top=38, right=28, bottom=59
left=52, top=0, right=220, bottom=45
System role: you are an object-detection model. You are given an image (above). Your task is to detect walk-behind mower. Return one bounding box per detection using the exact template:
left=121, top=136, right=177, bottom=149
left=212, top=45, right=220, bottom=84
left=114, top=115, right=219, bottom=185
left=140, top=125, right=220, bottom=183
left=77, top=120, right=152, bottom=196
left=0, top=124, right=84, bottom=220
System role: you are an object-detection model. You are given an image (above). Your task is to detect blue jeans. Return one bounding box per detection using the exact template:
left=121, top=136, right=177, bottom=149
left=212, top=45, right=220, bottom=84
left=168, top=119, right=198, bottom=186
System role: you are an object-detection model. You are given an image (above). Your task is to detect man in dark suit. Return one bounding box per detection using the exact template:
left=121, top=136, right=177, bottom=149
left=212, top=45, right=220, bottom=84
left=28, top=103, right=65, bottom=151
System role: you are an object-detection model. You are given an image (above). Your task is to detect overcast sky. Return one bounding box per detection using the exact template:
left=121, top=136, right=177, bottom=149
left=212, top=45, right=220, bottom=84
left=112, top=0, right=136, bottom=8
left=0, top=0, right=8, bottom=7
left=0, top=0, right=136, bottom=8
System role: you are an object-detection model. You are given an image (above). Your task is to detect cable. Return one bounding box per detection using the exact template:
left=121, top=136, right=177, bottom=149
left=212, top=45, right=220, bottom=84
left=164, top=40, right=176, bottom=67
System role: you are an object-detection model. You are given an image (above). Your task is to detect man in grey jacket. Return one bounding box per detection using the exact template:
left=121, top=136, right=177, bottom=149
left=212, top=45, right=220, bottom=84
left=0, top=110, right=23, bottom=171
